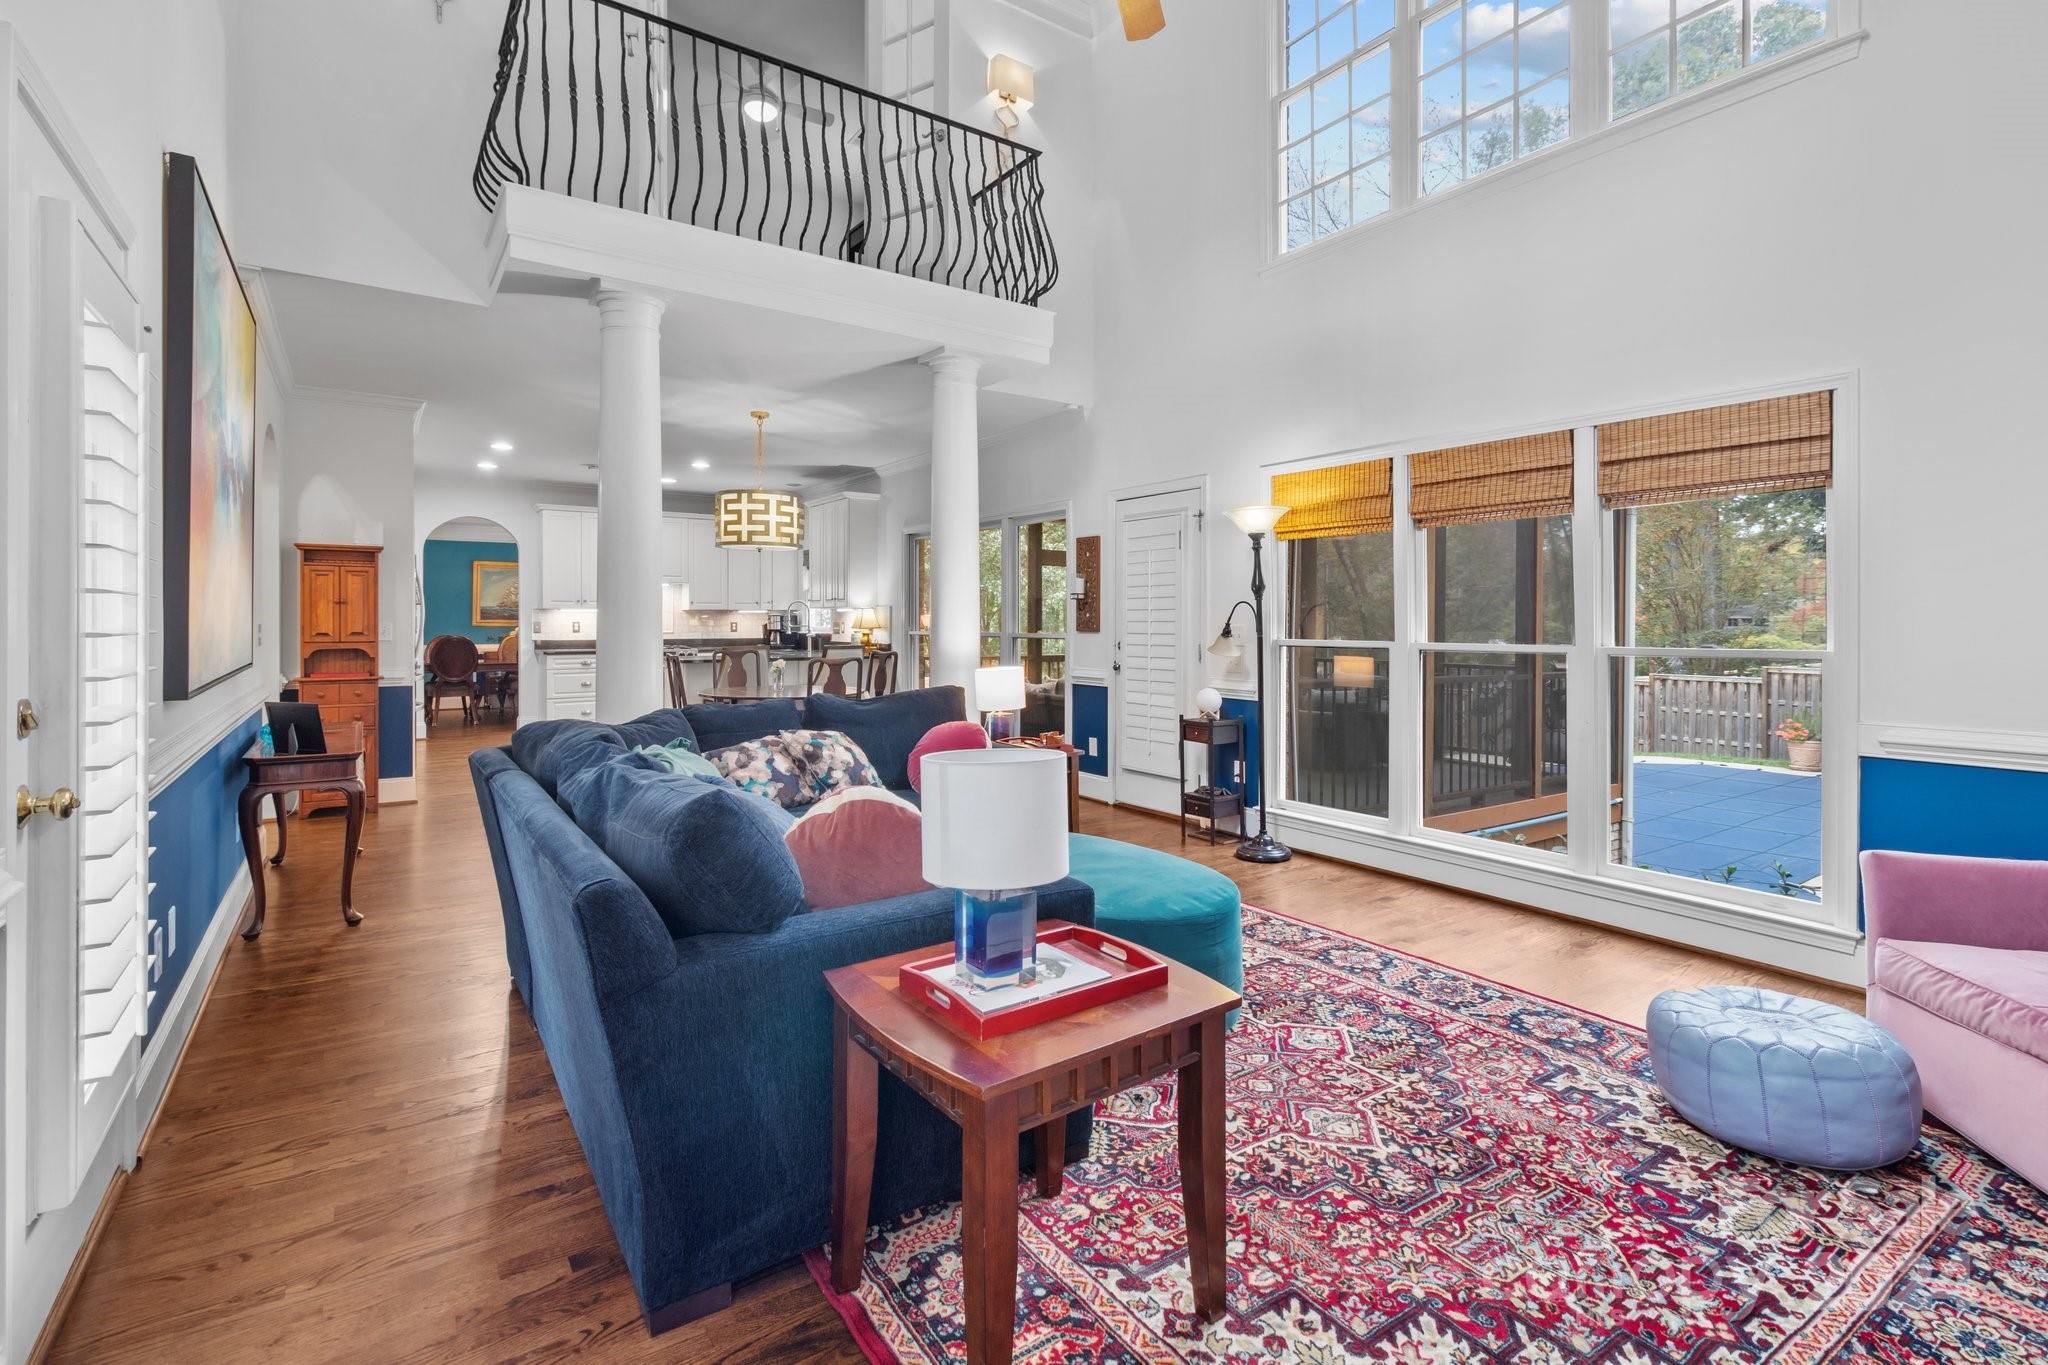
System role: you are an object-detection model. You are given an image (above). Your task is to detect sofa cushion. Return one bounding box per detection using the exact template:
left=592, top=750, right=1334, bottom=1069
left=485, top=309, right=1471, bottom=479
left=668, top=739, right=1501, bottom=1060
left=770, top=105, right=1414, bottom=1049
left=683, top=697, right=804, bottom=752
left=707, top=735, right=812, bottom=809
left=560, top=751, right=803, bottom=938
left=533, top=724, right=630, bottom=800
left=804, top=686, right=967, bottom=792
left=908, top=720, right=990, bottom=793
left=1875, top=938, right=2048, bottom=1065
left=785, top=787, right=929, bottom=910
left=613, top=709, right=699, bottom=752
left=511, top=709, right=699, bottom=795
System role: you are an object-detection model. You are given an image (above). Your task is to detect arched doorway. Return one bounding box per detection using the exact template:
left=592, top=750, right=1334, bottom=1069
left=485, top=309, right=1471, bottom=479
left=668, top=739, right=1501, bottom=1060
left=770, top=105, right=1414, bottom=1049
left=420, top=516, right=520, bottom=740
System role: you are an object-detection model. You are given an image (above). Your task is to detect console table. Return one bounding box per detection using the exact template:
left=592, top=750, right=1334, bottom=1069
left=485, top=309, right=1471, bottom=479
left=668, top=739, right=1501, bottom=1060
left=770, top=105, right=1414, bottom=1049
left=237, top=721, right=366, bottom=940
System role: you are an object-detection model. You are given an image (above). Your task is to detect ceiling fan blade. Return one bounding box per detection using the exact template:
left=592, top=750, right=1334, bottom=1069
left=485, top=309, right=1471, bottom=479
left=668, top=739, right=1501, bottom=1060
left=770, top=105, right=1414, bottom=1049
left=1118, top=0, right=1165, bottom=41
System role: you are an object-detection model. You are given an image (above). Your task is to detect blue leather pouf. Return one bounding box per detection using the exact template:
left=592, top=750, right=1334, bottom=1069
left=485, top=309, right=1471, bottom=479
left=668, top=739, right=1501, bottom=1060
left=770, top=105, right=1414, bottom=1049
left=1647, top=986, right=1922, bottom=1171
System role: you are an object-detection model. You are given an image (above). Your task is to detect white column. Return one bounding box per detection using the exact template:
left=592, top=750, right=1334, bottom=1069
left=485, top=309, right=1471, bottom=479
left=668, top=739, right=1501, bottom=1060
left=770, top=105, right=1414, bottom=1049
left=593, top=286, right=667, bottom=721
left=926, top=350, right=983, bottom=695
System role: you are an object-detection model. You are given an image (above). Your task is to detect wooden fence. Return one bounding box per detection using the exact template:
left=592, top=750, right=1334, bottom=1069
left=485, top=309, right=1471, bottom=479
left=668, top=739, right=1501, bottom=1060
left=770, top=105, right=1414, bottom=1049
left=1631, top=669, right=1822, bottom=762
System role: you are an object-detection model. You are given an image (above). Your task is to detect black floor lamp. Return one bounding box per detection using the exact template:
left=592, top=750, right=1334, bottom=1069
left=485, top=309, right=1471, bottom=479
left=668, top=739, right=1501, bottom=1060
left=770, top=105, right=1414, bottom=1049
left=1207, top=504, right=1292, bottom=864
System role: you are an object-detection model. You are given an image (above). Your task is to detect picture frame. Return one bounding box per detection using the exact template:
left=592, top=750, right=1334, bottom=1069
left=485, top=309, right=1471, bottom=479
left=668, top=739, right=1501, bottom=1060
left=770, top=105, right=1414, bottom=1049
left=162, top=152, right=258, bottom=700
left=472, top=560, right=519, bottom=627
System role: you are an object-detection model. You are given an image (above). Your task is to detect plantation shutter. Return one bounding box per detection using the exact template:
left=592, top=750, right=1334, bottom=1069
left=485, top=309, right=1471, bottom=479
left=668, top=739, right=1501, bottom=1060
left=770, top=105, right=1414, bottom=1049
left=1272, top=458, right=1394, bottom=541
left=1597, top=390, right=1832, bottom=509
left=1407, top=431, right=1575, bottom=528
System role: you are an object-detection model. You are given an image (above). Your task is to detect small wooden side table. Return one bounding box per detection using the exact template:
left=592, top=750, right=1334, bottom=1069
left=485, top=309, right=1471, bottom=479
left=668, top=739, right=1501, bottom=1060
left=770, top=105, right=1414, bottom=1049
left=826, top=928, right=1241, bottom=1365
left=237, top=721, right=367, bottom=940
left=1177, top=715, right=1246, bottom=845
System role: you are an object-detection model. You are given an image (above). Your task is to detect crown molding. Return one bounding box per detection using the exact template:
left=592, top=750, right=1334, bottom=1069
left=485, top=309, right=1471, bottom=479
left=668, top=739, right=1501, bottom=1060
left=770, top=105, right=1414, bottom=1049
left=290, top=383, right=426, bottom=414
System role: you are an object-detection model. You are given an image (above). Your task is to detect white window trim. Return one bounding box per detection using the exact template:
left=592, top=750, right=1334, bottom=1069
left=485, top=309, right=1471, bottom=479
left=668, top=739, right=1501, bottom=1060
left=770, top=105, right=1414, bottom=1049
left=1260, top=371, right=1863, bottom=984
left=1264, top=0, right=1866, bottom=270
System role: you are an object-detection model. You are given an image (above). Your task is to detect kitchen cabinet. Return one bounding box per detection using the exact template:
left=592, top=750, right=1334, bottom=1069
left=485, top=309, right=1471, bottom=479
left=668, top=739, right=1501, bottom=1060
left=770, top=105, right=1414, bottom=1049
left=683, top=515, right=726, bottom=608
left=763, top=546, right=802, bottom=607
left=802, top=492, right=880, bottom=605
left=543, top=653, right=599, bottom=720
left=660, top=514, right=690, bottom=580
left=725, top=544, right=764, bottom=610
left=539, top=506, right=598, bottom=607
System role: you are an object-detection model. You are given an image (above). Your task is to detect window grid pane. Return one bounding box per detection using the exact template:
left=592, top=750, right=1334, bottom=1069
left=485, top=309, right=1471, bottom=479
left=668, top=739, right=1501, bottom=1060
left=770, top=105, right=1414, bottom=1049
left=1608, top=0, right=1829, bottom=120
left=1417, top=1, right=1574, bottom=197
left=1277, top=0, right=1396, bottom=252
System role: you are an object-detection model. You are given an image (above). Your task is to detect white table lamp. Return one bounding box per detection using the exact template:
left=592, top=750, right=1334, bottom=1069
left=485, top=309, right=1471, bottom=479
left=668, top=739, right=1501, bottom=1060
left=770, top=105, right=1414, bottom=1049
left=974, top=664, right=1027, bottom=740
left=921, top=748, right=1069, bottom=991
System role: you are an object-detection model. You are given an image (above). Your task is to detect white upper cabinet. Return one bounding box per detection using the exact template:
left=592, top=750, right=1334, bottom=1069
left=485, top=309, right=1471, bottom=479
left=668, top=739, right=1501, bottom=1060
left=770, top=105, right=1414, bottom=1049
left=539, top=507, right=598, bottom=607
left=684, top=515, right=727, bottom=608
left=725, top=544, right=765, bottom=610
left=764, top=547, right=802, bottom=606
left=660, top=514, right=690, bottom=580
left=803, top=493, right=880, bottom=605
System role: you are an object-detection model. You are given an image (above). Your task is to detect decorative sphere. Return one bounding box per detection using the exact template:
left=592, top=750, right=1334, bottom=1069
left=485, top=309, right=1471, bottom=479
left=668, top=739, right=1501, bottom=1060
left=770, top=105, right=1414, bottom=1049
left=1195, top=686, right=1223, bottom=718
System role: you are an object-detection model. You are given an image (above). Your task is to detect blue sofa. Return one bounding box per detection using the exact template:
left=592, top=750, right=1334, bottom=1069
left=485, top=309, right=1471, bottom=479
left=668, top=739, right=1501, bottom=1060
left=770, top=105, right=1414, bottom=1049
left=469, top=687, right=1096, bottom=1332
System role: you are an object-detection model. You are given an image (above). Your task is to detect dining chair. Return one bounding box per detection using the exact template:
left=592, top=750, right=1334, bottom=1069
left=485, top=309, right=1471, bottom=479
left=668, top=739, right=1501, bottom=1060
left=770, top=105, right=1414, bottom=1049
left=865, top=649, right=900, bottom=697
left=665, top=652, right=689, bottom=708
left=712, top=647, right=762, bottom=690
left=808, top=653, right=865, bottom=698
left=424, top=634, right=481, bottom=726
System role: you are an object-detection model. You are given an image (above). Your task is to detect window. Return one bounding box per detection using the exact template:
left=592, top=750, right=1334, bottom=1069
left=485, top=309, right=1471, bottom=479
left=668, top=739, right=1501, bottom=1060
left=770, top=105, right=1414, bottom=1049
left=1418, top=0, right=1572, bottom=196
left=906, top=513, right=1070, bottom=727
left=1274, top=0, right=1843, bottom=253
left=909, top=532, right=932, bottom=687
left=1276, top=387, right=1841, bottom=930
left=1611, top=1, right=1829, bottom=119
left=878, top=0, right=939, bottom=110
left=1279, top=0, right=1398, bottom=249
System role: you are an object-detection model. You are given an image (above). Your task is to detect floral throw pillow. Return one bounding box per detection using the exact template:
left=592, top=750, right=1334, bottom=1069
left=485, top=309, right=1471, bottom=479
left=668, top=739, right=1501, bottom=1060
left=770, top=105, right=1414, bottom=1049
left=776, top=729, right=881, bottom=804
left=706, top=736, right=810, bottom=809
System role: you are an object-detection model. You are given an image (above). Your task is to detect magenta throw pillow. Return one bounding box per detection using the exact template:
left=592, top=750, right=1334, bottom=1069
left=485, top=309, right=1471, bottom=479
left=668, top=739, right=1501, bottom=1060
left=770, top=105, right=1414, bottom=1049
left=907, top=720, right=990, bottom=792
left=784, top=787, right=929, bottom=911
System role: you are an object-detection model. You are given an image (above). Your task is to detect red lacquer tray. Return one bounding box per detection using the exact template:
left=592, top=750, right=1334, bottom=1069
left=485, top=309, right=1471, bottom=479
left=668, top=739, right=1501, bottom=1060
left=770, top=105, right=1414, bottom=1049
left=899, top=924, right=1168, bottom=1041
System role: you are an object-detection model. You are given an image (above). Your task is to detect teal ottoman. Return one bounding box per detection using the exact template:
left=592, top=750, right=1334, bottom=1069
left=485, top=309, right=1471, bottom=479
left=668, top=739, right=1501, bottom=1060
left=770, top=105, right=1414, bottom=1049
left=1065, top=834, right=1244, bottom=1024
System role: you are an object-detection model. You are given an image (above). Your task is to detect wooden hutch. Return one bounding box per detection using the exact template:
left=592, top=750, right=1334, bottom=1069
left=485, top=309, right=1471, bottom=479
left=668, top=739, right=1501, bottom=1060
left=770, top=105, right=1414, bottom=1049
left=294, top=543, right=381, bottom=811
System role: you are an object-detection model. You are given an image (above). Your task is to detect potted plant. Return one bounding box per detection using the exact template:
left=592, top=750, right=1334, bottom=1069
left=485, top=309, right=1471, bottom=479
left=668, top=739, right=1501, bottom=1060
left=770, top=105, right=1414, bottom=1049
left=1777, top=712, right=1822, bottom=773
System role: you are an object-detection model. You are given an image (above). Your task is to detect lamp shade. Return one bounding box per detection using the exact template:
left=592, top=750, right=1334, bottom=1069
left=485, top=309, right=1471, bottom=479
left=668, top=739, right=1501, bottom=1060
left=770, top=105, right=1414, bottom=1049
left=1332, top=654, right=1376, bottom=688
left=853, top=605, right=885, bottom=631
left=1225, top=504, right=1289, bottom=537
left=921, top=749, right=1070, bottom=891
left=975, top=664, right=1026, bottom=714
left=988, top=53, right=1036, bottom=109
left=1205, top=629, right=1242, bottom=659
left=714, top=488, right=806, bottom=548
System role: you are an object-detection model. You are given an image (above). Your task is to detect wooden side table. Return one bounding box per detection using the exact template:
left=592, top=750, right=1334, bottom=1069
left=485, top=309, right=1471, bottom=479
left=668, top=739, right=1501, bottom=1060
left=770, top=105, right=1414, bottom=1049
left=238, top=721, right=367, bottom=940
left=825, top=928, right=1241, bottom=1365
left=1178, top=715, right=1246, bottom=845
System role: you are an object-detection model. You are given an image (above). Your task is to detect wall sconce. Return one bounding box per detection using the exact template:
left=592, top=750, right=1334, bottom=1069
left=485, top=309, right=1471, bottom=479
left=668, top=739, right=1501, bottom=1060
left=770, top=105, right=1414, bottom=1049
left=988, top=53, right=1036, bottom=136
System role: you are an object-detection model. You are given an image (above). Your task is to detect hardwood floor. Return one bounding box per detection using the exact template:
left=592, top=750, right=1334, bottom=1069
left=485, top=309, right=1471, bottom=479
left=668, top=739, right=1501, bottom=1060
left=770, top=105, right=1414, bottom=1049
left=45, top=722, right=1856, bottom=1364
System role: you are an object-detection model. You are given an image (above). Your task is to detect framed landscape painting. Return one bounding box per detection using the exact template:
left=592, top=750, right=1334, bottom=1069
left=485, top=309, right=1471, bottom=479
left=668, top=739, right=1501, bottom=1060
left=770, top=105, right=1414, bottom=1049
left=163, top=152, right=258, bottom=700
left=472, top=560, right=519, bottom=627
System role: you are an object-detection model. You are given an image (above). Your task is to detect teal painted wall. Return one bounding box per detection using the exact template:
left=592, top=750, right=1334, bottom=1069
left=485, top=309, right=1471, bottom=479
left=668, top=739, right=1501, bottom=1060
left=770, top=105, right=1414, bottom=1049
left=423, top=539, right=517, bottom=646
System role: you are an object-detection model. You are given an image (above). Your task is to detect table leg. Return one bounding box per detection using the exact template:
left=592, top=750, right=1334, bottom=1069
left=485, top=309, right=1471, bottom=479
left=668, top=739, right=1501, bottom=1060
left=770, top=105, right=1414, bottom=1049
left=1177, top=1014, right=1228, bottom=1322
left=961, top=1091, right=1022, bottom=1365
left=830, top=1007, right=878, bottom=1294
left=268, top=790, right=289, bottom=866
left=339, top=781, right=365, bottom=927
left=237, top=786, right=269, bottom=940
left=1033, top=1116, right=1066, bottom=1199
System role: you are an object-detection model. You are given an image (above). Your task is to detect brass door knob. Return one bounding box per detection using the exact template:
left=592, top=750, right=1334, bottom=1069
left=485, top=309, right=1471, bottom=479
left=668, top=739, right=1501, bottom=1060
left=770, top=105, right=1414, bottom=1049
left=16, top=785, right=80, bottom=825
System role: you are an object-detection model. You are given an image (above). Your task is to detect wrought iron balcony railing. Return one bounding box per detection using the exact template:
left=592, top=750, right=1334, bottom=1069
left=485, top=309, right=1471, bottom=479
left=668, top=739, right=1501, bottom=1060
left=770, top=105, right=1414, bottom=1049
left=474, top=0, right=1059, bottom=306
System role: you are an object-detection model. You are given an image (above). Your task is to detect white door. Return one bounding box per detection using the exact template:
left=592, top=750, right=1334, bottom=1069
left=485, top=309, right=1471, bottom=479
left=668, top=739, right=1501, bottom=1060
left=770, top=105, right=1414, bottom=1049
left=1114, top=489, right=1200, bottom=780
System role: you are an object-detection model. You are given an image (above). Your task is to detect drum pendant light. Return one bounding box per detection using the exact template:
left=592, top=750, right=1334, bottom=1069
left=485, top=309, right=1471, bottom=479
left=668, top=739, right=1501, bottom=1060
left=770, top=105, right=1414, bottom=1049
left=714, top=410, right=805, bottom=549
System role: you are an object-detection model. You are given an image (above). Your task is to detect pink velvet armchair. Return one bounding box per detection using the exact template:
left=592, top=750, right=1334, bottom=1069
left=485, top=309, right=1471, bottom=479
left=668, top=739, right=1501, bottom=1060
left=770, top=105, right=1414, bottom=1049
left=1861, top=849, right=2048, bottom=1188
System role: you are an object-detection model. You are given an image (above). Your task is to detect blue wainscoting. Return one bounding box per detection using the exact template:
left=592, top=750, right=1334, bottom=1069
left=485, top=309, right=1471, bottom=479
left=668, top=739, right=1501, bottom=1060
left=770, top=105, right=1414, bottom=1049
left=146, top=712, right=262, bottom=1035
left=1860, top=756, right=2048, bottom=864
left=1072, top=683, right=1109, bottom=777
left=1211, top=696, right=1262, bottom=810
left=423, top=538, right=516, bottom=646
left=379, top=684, right=415, bottom=782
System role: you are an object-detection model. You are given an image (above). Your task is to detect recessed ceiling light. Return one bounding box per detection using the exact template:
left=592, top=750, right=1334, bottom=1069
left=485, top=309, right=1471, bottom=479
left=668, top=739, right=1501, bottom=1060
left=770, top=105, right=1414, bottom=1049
left=661, top=476, right=678, bottom=485
left=489, top=439, right=514, bottom=452
left=690, top=458, right=710, bottom=470
left=476, top=459, right=498, bottom=471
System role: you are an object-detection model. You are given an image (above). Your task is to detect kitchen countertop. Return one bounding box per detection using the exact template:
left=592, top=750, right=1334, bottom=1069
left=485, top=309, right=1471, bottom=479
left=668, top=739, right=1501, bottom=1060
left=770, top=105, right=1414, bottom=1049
left=534, top=638, right=863, bottom=659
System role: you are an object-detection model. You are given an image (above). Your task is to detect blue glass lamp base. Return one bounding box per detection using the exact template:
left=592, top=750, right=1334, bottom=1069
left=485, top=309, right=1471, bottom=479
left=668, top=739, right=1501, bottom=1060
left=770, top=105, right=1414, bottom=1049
left=953, top=888, right=1039, bottom=992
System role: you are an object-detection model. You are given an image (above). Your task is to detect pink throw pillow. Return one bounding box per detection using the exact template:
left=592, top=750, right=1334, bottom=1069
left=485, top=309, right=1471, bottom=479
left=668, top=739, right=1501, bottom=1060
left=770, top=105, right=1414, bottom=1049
left=908, top=720, right=990, bottom=792
left=785, top=788, right=929, bottom=911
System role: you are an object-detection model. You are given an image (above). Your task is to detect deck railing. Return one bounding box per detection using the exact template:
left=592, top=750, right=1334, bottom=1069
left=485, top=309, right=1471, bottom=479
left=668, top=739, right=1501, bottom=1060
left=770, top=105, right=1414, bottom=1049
left=473, top=0, right=1059, bottom=306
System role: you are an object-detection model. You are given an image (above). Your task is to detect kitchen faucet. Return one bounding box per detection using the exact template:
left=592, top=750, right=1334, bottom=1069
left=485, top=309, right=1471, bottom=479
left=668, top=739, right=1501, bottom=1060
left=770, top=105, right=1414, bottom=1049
left=782, top=600, right=810, bottom=634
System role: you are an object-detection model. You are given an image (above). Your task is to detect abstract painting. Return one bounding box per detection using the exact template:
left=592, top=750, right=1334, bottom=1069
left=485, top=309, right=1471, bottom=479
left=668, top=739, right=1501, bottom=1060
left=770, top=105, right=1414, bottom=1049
left=163, top=153, right=257, bottom=700
left=471, top=560, right=519, bottom=627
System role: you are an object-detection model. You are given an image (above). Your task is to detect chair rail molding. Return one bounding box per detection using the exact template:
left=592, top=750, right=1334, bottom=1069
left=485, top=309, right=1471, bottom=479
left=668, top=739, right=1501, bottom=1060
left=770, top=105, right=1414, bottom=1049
left=1864, top=724, right=2048, bottom=775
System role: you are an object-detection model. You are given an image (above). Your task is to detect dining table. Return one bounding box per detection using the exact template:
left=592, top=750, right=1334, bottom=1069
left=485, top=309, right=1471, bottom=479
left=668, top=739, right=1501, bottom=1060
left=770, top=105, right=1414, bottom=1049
left=697, top=683, right=814, bottom=703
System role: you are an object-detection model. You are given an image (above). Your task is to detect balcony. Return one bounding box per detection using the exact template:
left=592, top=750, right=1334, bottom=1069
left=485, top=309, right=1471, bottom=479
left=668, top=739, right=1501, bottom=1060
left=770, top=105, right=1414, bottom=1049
left=473, top=0, right=1058, bottom=307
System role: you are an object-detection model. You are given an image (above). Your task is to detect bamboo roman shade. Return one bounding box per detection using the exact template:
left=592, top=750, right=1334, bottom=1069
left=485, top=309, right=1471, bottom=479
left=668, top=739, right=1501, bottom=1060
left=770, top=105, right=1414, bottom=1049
left=1272, top=458, right=1393, bottom=541
left=1597, top=390, right=1832, bottom=509
left=1407, top=431, right=1574, bottom=528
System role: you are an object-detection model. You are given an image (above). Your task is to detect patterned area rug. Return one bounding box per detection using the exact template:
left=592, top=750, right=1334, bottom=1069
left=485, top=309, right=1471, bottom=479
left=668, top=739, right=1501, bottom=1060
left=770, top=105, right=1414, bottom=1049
left=808, top=906, right=2048, bottom=1363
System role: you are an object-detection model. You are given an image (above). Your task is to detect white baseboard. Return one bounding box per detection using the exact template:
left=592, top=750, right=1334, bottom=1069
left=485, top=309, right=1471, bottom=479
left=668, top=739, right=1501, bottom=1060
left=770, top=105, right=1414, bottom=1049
left=1079, top=773, right=1114, bottom=804
left=137, top=865, right=247, bottom=1124
left=379, top=776, right=417, bottom=805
